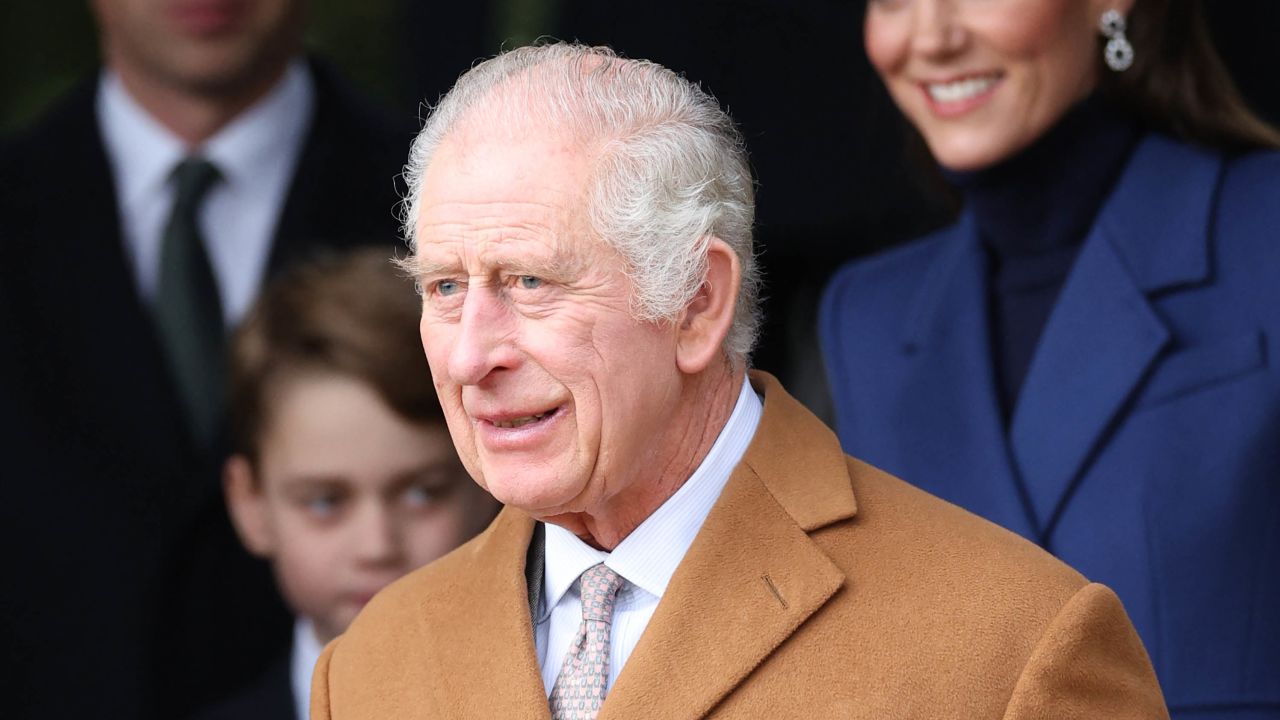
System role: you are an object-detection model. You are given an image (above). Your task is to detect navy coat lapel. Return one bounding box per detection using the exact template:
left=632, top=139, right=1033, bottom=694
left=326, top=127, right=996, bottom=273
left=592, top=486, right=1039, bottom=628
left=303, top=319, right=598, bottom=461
left=900, top=215, right=1039, bottom=540
left=1009, top=136, right=1221, bottom=536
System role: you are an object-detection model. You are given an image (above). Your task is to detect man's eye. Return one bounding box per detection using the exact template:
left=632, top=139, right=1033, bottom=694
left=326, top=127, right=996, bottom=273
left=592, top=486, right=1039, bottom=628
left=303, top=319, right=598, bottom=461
left=518, top=275, right=543, bottom=290
left=435, top=279, right=460, bottom=296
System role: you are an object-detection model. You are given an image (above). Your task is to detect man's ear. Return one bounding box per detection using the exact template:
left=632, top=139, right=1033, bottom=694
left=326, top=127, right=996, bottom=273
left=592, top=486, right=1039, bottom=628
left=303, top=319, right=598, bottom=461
left=676, top=237, right=740, bottom=374
left=223, top=454, right=276, bottom=558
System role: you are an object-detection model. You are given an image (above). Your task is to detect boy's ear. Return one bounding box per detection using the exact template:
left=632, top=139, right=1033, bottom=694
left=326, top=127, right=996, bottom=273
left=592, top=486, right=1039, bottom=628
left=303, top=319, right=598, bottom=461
left=676, top=237, right=741, bottom=374
left=223, top=454, right=276, bottom=557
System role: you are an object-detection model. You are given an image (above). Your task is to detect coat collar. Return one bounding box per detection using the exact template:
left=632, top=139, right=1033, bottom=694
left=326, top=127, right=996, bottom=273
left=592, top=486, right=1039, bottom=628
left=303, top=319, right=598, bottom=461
left=893, top=216, right=1041, bottom=539
left=600, top=371, right=853, bottom=719
left=740, top=371, right=858, bottom=530
left=1098, top=135, right=1217, bottom=293
left=899, top=134, right=1223, bottom=537
left=900, top=135, right=1219, bottom=349
left=417, top=507, right=550, bottom=718
left=435, top=372, right=855, bottom=719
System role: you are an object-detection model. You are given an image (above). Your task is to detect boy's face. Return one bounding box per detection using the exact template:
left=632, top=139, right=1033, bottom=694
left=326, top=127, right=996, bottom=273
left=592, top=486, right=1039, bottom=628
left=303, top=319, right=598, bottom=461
left=225, top=373, right=499, bottom=645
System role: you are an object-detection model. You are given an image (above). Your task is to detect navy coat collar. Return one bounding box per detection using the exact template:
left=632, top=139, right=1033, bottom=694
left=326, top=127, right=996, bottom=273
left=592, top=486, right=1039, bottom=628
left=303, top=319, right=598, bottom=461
left=899, top=135, right=1224, bottom=540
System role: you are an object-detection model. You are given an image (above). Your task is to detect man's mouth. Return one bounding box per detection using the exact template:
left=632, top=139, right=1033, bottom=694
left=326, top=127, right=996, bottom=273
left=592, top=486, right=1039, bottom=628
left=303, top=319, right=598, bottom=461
left=492, top=409, right=555, bottom=428
left=486, top=406, right=561, bottom=429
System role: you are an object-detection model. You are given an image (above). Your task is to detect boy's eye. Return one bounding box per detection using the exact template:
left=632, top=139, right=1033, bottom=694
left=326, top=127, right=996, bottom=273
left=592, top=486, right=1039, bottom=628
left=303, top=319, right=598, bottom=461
left=404, top=483, right=439, bottom=508
left=518, top=275, right=543, bottom=290
left=302, top=493, right=343, bottom=518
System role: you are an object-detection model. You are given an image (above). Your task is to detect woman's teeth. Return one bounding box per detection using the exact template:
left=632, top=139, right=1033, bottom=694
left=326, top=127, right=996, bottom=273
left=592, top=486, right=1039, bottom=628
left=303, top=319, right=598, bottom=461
left=927, top=75, right=999, bottom=103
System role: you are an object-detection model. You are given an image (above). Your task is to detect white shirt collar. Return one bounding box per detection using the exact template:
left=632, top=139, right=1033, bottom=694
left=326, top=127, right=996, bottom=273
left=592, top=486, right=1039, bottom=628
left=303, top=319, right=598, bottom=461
left=543, top=376, right=763, bottom=610
left=98, top=58, right=313, bottom=203
left=96, top=59, right=315, bottom=325
left=290, top=617, right=324, bottom=720
left=97, top=71, right=186, bottom=213
left=201, top=60, right=314, bottom=189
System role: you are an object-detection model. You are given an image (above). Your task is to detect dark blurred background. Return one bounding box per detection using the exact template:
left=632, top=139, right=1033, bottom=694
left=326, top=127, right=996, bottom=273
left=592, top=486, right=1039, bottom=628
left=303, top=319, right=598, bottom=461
left=4, top=0, right=1278, bottom=406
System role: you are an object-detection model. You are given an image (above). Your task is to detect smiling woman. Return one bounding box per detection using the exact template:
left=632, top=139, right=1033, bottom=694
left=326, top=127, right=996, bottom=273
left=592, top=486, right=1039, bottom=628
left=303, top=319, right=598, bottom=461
left=862, top=0, right=1278, bottom=171
left=864, top=0, right=1102, bottom=170
left=822, top=0, right=1280, bottom=713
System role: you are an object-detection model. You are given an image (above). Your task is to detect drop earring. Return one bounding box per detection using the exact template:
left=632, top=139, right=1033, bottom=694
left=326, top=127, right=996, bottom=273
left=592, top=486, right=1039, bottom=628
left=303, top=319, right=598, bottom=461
left=1100, top=9, right=1134, bottom=72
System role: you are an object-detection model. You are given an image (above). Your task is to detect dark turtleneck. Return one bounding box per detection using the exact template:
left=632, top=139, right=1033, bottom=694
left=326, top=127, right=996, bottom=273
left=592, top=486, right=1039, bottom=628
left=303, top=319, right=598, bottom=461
left=944, top=96, right=1140, bottom=424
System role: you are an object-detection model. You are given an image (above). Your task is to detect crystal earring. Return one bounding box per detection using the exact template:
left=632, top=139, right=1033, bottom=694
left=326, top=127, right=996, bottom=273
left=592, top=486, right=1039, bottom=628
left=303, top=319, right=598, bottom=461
left=1099, top=9, right=1134, bottom=72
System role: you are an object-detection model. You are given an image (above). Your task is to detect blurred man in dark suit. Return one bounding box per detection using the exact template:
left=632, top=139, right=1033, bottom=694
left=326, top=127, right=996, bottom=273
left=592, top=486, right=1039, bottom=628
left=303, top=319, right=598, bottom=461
left=0, top=1, right=408, bottom=717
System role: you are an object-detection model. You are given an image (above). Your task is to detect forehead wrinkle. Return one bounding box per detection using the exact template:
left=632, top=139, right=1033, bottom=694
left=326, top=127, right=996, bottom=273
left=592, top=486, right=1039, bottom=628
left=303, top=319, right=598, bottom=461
left=414, top=216, right=601, bottom=283
left=416, top=196, right=574, bottom=245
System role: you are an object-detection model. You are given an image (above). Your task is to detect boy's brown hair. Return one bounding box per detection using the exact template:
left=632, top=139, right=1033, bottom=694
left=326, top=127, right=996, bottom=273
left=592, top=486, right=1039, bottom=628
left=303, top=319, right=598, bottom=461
left=229, top=247, right=441, bottom=464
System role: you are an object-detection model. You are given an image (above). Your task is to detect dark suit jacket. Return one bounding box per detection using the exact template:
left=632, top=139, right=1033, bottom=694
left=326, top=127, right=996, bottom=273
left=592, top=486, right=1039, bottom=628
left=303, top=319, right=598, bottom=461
left=0, top=58, right=410, bottom=720
left=312, top=373, right=1167, bottom=719
left=821, top=135, right=1280, bottom=717
left=193, top=651, right=296, bottom=720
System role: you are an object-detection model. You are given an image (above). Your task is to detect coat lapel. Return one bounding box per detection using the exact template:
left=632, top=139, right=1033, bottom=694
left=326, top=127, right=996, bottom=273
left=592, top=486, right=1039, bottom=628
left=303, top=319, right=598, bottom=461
left=599, top=374, right=851, bottom=720
left=13, top=81, right=194, bottom=476
left=424, top=508, right=551, bottom=718
left=898, top=218, right=1039, bottom=539
left=1009, top=136, right=1220, bottom=535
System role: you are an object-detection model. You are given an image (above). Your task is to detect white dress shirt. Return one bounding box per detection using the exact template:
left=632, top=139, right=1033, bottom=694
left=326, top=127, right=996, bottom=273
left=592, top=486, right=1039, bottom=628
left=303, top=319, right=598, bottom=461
left=290, top=617, right=324, bottom=720
left=535, top=377, right=763, bottom=695
left=96, top=59, right=315, bottom=326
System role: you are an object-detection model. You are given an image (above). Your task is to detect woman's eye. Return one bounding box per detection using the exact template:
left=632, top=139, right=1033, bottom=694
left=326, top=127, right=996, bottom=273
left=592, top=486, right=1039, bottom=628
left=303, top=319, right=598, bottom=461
left=518, top=275, right=543, bottom=290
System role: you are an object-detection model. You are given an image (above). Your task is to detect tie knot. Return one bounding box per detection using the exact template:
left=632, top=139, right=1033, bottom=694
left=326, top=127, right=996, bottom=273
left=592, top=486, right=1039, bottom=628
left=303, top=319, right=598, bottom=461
left=578, top=563, right=624, bottom=623
left=171, top=157, right=220, bottom=209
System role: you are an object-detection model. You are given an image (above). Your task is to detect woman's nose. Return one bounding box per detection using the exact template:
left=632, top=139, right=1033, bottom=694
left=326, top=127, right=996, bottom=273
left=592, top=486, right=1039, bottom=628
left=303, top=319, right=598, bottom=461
left=911, top=0, right=968, bottom=58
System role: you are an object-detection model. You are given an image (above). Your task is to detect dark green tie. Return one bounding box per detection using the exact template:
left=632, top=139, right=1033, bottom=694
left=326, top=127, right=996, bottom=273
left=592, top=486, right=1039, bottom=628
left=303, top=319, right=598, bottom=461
left=154, top=157, right=224, bottom=451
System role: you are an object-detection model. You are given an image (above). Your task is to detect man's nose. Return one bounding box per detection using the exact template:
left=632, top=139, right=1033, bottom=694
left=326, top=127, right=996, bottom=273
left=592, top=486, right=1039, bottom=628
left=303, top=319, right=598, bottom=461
left=911, top=0, right=967, bottom=58
left=447, top=285, right=516, bottom=386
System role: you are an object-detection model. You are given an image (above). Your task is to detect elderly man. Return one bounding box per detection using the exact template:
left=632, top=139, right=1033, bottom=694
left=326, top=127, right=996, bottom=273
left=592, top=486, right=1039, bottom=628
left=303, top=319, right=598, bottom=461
left=313, top=44, right=1168, bottom=719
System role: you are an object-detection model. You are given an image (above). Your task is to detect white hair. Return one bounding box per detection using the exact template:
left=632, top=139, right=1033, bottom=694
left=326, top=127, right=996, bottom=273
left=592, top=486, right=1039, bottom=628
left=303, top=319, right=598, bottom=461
left=401, top=43, right=761, bottom=360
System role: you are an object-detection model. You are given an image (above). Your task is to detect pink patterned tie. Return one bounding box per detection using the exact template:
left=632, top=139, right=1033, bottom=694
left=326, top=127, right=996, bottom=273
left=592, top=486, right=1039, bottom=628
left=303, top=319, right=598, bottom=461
left=549, top=563, right=625, bottom=720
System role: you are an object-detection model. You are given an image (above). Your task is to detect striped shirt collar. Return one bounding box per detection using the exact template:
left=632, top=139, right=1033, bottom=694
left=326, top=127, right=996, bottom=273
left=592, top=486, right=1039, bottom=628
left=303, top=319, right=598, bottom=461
left=543, top=376, right=763, bottom=608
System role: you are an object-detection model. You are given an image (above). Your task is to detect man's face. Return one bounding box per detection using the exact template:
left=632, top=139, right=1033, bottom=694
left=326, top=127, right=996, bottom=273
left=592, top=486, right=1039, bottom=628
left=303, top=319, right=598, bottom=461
left=91, top=0, right=305, bottom=97
left=413, top=132, right=687, bottom=523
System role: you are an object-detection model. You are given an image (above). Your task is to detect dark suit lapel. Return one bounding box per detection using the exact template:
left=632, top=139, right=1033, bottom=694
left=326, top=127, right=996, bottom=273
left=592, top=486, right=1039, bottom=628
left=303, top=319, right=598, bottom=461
left=1009, top=136, right=1220, bottom=535
left=266, top=58, right=408, bottom=277
left=8, top=78, right=194, bottom=474
left=898, top=217, right=1039, bottom=539
left=599, top=374, right=851, bottom=720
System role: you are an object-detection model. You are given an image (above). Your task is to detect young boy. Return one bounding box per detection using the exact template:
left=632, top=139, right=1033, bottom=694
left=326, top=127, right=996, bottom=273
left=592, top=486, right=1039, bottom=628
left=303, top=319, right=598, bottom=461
left=202, top=248, right=500, bottom=720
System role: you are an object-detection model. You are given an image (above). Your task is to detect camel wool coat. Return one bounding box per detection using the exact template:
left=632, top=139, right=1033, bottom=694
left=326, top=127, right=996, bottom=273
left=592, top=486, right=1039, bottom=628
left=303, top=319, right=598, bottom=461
left=312, top=372, right=1168, bottom=719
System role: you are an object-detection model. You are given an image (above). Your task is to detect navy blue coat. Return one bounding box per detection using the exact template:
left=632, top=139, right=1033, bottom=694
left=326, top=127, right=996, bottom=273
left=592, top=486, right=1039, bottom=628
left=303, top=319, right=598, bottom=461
left=821, top=135, right=1280, bottom=718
